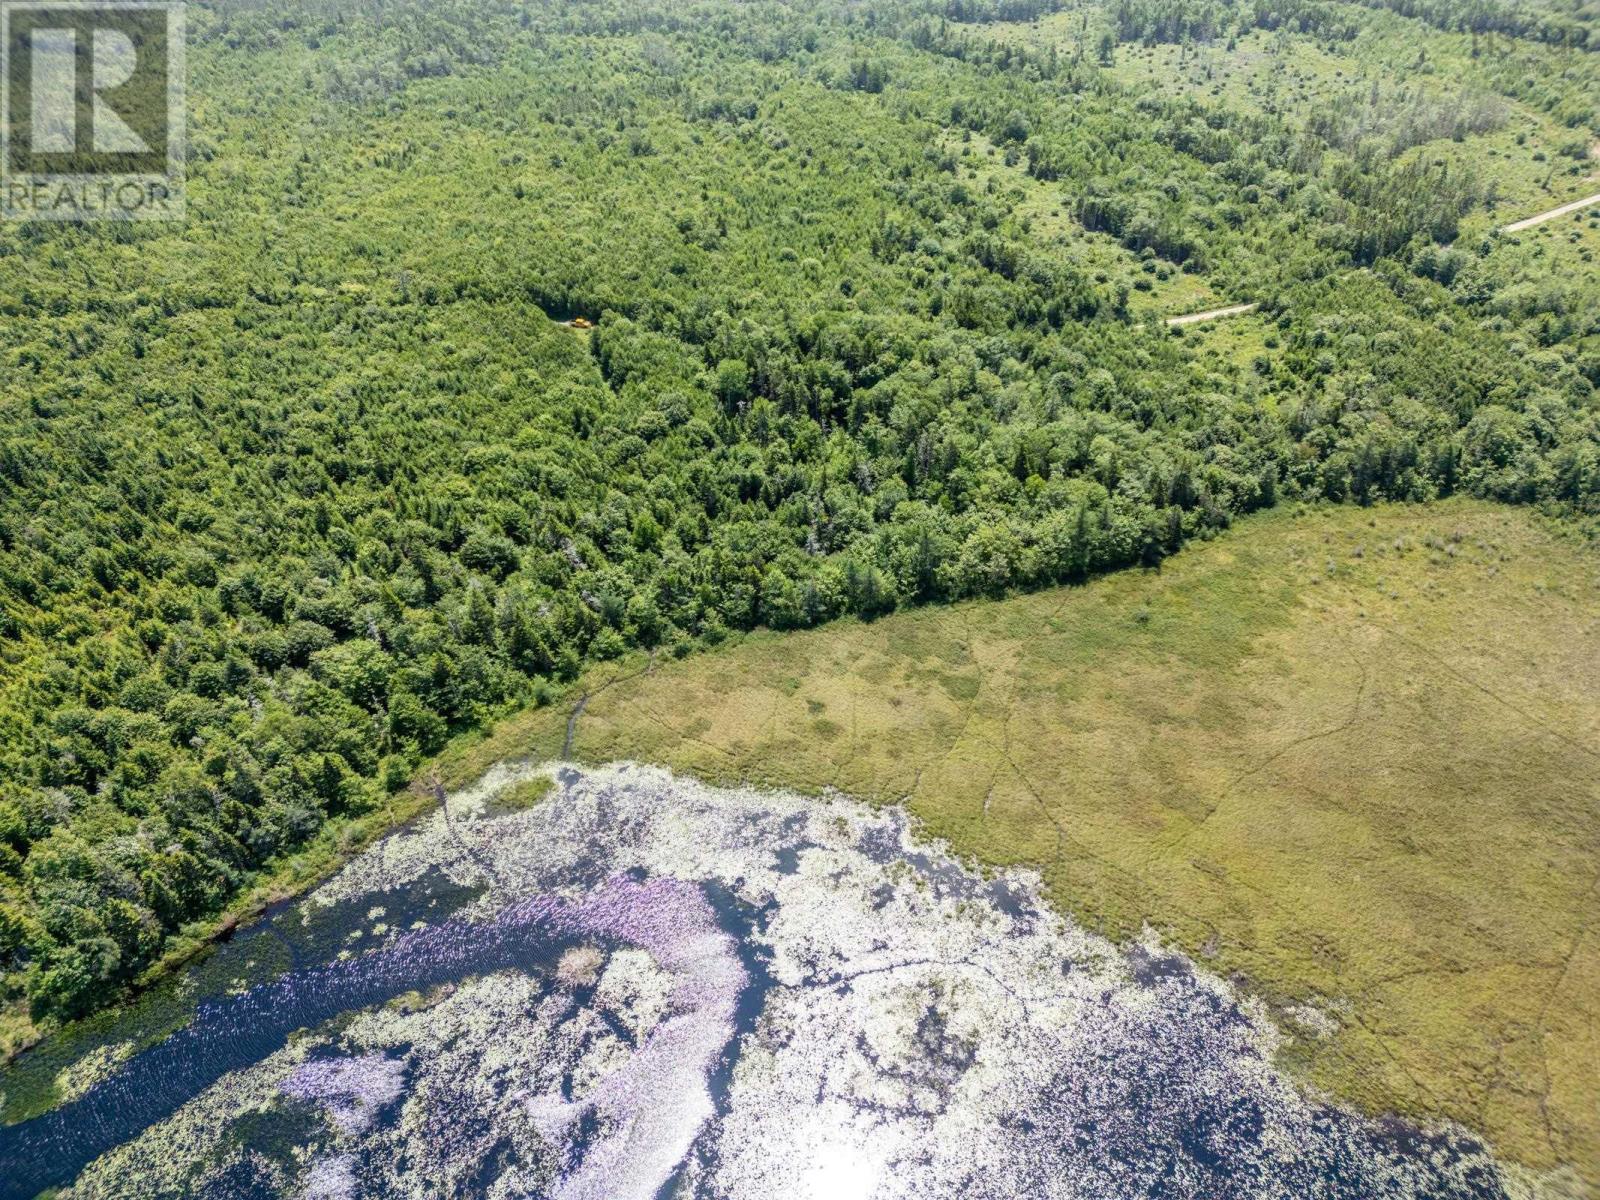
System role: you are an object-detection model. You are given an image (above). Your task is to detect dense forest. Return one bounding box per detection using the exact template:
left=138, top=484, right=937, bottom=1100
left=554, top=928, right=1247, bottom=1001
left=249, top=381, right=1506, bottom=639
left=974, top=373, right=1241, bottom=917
left=1110, top=0, right=1598, bottom=47
left=0, top=0, right=1595, bottom=1031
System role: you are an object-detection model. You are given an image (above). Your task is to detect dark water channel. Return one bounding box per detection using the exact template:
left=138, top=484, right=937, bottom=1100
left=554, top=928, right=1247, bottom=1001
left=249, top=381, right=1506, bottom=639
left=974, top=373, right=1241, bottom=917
left=0, top=770, right=1516, bottom=1200
left=0, top=868, right=770, bottom=1200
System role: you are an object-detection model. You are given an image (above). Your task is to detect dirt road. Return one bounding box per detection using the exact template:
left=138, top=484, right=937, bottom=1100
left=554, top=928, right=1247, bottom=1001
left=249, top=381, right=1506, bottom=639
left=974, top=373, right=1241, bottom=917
left=1165, top=302, right=1258, bottom=327
left=1161, top=189, right=1599, bottom=326
left=1499, top=191, right=1600, bottom=233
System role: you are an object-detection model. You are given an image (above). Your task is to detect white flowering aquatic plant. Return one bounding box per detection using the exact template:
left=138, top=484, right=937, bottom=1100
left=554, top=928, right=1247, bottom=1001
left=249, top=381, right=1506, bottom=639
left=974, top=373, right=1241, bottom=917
left=3, top=763, right=1515, bottom=1200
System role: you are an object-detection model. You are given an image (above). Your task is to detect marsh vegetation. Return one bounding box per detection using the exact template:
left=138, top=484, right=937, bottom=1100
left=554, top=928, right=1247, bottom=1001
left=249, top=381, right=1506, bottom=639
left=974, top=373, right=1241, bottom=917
left=449, top=500, right=1600, bottom=1184
left=0, top=0, right=1596, bottom=1188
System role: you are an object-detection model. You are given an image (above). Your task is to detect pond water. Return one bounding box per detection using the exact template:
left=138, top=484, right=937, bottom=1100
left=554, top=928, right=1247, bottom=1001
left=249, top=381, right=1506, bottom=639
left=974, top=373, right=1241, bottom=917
left=0, top=762, right=1510, bottom=1199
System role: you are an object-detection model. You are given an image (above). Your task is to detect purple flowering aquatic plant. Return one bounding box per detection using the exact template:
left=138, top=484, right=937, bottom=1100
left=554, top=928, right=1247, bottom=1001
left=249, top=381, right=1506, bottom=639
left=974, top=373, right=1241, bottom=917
left=0, top=764, right=1516, bottom=1200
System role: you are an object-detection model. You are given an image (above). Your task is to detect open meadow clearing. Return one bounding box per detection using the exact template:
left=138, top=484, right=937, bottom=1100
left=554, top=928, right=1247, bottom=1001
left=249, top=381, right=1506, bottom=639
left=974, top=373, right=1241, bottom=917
left=1, top=0, right=1597, bottom=1191
left=450, top=499, right=1600, bottom=1187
